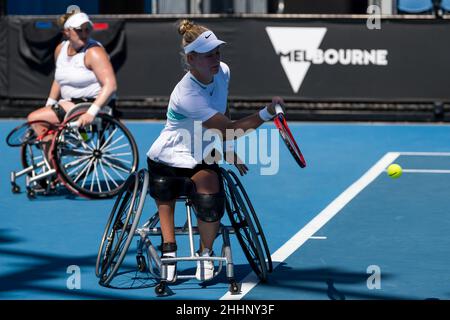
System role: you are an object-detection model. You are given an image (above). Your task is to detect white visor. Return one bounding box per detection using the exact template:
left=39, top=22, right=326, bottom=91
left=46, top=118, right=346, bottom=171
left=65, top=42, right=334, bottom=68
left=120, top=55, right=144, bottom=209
left=64, top=12, right=92, bottom=29
left=184, top=31, right=226, bottom=54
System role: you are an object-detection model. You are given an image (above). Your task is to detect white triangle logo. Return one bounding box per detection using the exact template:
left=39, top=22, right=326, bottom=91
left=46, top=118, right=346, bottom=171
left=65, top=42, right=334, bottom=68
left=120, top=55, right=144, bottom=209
left=266, top=27, right=327, bottom=93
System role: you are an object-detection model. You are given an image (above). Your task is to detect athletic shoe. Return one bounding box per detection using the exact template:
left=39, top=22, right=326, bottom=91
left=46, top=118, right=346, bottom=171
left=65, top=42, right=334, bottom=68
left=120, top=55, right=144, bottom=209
left=161, top=252, right=177, bottom=283
left=195, top=248, right=215, bottom=281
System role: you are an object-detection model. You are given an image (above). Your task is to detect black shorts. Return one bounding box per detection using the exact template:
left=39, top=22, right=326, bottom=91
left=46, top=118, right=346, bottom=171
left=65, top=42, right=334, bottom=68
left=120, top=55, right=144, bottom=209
left=51, top=103, right=67, bottom=123
left=147, top=158, right=223, bottom=201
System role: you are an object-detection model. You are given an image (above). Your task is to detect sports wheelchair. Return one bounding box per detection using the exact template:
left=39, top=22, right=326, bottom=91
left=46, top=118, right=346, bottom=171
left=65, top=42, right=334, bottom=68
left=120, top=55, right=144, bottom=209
left=7, top=102, right=139, bottom=199
left=95, top=168, right=273, bottom=296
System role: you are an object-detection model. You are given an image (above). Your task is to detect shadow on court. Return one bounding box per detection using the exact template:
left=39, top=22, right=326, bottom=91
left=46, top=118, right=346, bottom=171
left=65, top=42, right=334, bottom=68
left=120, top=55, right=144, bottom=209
left=259, top=263, right=422, bottom=300
left=11, top=187, right=91, bottom=201
left=105, top=263, right=252, bottom=292
left=0, top=244, right=135, bottom=299
left=0, top=227, right=253, bottom=299
left=0, top=229, right=25, bottom=244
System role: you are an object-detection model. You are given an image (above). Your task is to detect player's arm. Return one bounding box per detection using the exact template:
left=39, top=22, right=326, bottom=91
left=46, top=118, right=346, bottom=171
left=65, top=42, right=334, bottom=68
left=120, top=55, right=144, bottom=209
left=77, top=46, right=117, bottom=126
left=45, top=43, right=64, bottom=106
left=203, top=96, right=284, bottom=138
left=85, top=46, right=117, bottom=109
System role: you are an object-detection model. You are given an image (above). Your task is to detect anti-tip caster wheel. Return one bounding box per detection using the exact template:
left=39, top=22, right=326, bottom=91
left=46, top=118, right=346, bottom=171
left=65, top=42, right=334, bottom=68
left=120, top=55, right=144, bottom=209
left=155, top=281, right=170, bottom=297
left=12, top=184, right=20, bottom=193
left=27, top=189, right=36, bottom=199
left=229, top=281, right=241, bottom=294
left=136, top=255, right=147, bottom=272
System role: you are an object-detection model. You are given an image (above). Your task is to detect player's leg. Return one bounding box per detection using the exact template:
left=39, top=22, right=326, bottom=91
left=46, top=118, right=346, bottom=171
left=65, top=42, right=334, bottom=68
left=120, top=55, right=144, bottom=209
left=191, top=168, right=224, bottom=280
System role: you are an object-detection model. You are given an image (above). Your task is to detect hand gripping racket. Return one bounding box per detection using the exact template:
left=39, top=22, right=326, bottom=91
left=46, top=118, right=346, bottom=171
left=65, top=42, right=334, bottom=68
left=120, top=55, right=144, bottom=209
left=273, top=104, right=306, bottom=168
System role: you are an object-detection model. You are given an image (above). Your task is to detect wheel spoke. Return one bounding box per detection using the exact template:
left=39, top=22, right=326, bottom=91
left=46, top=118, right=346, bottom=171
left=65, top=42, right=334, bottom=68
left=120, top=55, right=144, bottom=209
left=102, top=143, right=129, bottom=153
left=99, top=127, right=120, bottom=152
left=73, top=157, right=95, bottom=185
left=99, top=161, right=120, bottom=189
left=99, top=161, right=113, bottom=191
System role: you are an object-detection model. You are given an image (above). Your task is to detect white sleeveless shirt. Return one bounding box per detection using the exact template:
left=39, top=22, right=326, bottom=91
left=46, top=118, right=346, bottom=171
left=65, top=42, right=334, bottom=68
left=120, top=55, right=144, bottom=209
left=54, top=39, right=102, bottom=100
left=147, top=62, right=230, bottom=169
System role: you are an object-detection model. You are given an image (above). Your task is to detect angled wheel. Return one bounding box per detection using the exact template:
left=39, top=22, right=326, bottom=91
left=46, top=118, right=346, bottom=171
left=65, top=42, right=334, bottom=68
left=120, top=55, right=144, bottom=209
left=221, top=168, right=271, bottom=281
left=64, top=103, right=91, bottom=120
left=227, top=170, right=273, bottom=274
left=52, top=113, right=139, bottom=199
left=95, top=172, right=137, bottom=278
left=21, top=140, right=58, bottom=191
left=97, top=169, right=149, bottom=286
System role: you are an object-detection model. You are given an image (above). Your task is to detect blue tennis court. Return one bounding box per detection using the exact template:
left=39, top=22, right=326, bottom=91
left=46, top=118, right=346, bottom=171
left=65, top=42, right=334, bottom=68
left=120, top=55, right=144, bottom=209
left=2, top=120, right=450, bottom=300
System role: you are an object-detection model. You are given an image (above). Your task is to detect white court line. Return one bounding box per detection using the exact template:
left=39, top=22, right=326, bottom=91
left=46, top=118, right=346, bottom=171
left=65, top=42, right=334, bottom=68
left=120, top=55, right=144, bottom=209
left=403, top=169, right=450, bottom=174
left=399, top=152, right=450, bottom=157
left=309, top=236, right=327, bottom=240
left=220, top=152, right=400, bottom=300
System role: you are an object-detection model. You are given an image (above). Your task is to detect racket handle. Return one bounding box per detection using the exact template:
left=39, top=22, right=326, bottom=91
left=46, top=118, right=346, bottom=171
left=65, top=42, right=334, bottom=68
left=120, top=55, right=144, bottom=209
left=67, top=121, right=81, bottom=129
left=275, top=104, right=284, bottom=115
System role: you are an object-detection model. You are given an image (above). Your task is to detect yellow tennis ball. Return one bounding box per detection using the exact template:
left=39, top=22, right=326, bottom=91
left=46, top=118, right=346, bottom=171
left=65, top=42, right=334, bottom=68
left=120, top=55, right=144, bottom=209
left=387, top=164, right=402, bottom=179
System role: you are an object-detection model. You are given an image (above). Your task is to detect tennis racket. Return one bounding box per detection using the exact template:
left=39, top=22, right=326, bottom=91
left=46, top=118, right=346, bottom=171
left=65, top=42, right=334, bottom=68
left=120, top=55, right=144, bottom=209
left=273, top=104, right=306, bottom=168
left=6, top=120, right=57, bottom=147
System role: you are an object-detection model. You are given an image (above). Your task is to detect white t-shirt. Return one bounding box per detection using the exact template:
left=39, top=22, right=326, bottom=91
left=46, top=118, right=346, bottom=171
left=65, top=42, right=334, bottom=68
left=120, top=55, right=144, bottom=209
left=147, top=62, right=230, bottom=168
left=54, top=39, right=103, bottom=100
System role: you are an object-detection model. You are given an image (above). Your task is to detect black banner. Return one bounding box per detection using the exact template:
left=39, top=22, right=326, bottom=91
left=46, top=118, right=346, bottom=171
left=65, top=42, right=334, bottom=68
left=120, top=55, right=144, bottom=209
left=2, top=16, right=450, bottom=103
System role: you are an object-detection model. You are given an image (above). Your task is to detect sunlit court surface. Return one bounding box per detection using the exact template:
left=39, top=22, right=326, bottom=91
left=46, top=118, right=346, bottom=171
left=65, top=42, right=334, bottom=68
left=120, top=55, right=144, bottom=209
left=2, top=0, right=450, bottom=310
left=2, top=120, right=450, bottom=300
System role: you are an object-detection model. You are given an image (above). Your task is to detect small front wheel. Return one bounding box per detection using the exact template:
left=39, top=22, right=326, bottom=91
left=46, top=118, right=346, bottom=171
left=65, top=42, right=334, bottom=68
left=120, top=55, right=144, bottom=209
left=136, top=255, right=147, bottom=272
left=27, top=189, right=36, bottom=199
left=12, top=184, right=20, bottom=193
left=155, top=282, right=167, bottom=296
left=229, top=281, right=240, bottom=294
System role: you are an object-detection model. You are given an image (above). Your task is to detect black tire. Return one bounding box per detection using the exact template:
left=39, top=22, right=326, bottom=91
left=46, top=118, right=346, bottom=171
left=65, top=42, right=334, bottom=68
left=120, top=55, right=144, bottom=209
left=52, top=113, right=139, bottom=199
left=64, top=103, right=90, bottom=120
left=97, top=169, right=149, bottom=286
left=227, top=170, right=273, bottom=273
left=95, top=172, right=137, bottom=278
left=221, top=168, right=269, bottom=281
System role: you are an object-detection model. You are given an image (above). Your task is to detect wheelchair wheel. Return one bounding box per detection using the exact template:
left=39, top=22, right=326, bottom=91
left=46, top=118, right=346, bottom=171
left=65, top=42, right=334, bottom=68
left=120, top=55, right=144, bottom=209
left=221, top=168, right=270, bottom=281
left=52, top=113, right=139, bottom=199
left=227, top=170, right=273, bottom=274
left=97, top=169, right=149, bottom=286
left=95, top=172, right=137, bottom=278
left=21, top=143, right=45, bottom=171
left=21, top=142, right=55, bottom=190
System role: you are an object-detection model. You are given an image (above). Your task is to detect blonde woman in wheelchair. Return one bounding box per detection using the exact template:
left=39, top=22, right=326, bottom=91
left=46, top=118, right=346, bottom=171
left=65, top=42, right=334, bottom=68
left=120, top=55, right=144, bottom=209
left=147, top=19, right=284, bottom=283
left=27, top=7, right=117, bottom=161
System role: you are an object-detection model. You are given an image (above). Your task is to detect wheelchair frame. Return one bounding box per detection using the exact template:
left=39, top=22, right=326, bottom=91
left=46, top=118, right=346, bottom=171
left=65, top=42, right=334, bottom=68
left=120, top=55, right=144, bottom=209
left=9, top=103, right=139, bottom=199
left=96, top=168, right=272, bottom=296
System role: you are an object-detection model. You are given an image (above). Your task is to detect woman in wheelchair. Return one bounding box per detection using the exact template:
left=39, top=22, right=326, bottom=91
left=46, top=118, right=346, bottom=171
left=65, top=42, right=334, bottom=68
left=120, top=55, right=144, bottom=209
left=26, top=8, right=117, bottom=161
left=147, top=19, right=284, bottom=283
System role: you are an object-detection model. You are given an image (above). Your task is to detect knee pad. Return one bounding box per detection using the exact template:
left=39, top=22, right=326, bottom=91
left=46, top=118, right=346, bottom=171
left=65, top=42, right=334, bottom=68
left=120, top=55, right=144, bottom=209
left=149, top=176, right=178, bottom=202
left=149, top=175, right=194, bottom=202
left=191, top=191, right=225, bottom=222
